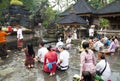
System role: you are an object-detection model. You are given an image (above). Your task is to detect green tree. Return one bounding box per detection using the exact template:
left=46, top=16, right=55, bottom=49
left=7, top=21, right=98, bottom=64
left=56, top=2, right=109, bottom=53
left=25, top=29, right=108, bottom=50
left=0, top=0, right=10, bottom=25
left=88, top=0, right=103, bottom=9
left=42, top=7, right=59, bottom=27
left=88, top=0, right=117, bottom=28
left=100, top=18, right=109, bottom=28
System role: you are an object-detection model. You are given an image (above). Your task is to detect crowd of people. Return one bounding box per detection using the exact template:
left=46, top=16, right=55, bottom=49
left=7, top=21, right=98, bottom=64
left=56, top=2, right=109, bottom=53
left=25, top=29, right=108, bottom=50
left=22, top=32, right=119, bottom=81
left=0, top=25, right=120, bottom=81
left=79, top=33, right=120, bottom=81
left=24, top=42, right=70, bottom=76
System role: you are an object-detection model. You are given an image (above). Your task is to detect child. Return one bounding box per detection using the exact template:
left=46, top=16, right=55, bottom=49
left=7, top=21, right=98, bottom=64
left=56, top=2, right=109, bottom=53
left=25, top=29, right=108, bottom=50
left=24, top=43, right=35, bottom=69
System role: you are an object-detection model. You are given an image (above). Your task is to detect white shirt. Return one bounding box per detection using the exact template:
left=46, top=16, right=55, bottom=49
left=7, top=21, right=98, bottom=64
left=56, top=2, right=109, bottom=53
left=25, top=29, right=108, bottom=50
left=66, top=38, right=71, bottom=44
left=17, top=29, right=23, bottom=39
left=56, top=41, right=64, bottom=48
left=59, top=50, right=70, bottom=70
left=66, top=38, right=72, bottom=48
left=96, top=60, right=111, bottom=81
left=103, top=36, right=108, bottom=43
left=72, top=32, right=77, bottom=39
left=89, top=28, right=94, bottom=36
left=37, top=47, right=48, bottom=63
left=93, top=41, right=104, bottom=52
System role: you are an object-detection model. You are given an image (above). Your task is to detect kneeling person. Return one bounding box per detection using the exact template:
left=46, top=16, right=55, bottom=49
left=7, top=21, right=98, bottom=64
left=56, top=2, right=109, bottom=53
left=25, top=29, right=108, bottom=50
left=57, top=45, right=70, bottom=71
left=43, top=45, right=58, bottom=76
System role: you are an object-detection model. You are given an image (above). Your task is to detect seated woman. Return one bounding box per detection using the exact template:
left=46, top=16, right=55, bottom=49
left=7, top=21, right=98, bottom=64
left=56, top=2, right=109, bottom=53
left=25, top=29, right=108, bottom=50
left=24, top=43, right=35, bottom=69
left=96, top=53, right=111, bottom=81
left=43, top=45, right=58, bottom=76
left=104, top=38, right=116, bottom=54
left=114, top=36, right=120, bottom=51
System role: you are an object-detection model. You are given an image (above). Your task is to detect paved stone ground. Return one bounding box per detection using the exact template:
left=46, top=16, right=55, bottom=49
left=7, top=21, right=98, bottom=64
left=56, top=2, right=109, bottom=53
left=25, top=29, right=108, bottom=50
left=0, top=43, right=120, bottom=81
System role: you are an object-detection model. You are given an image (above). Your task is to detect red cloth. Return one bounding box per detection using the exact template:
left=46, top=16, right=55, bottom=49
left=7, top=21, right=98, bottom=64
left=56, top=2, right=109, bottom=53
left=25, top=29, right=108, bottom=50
left=43, top=51, right=58, bottom=73
left=8, top=26, right=12, bottom=32
left=24, top=48, right=35, bottom=66
left=17, top=39, right=23, bottom=48
left=25, top=55, right=34, bottom=66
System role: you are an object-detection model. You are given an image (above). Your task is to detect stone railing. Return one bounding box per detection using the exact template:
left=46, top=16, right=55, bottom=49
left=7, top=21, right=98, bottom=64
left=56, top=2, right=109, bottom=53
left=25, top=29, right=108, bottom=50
left=97, top=30, right=120, bottom=38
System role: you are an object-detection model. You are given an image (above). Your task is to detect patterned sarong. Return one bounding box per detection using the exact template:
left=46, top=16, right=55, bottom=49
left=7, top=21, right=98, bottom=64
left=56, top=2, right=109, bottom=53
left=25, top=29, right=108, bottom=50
left=17, top=39, right=23, bottom=48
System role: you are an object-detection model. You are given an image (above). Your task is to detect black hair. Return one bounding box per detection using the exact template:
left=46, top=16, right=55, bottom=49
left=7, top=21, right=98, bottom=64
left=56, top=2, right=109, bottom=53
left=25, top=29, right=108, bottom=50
left=27, top=43, right=35, bottom=56
left=68, top=35, right=71, bottom=38
left=100, top=53, right=105, bottom=59
left=82, top=42, right=89, bottom=54
left=40, top=42, right=44, bottom=46
left=112, top=38, right=115, bottom=41
left=47, top=45, right=52, bottom=51
left=115, top=36, right=118, bottom=39
left=82, top=71, right=94, bottom=81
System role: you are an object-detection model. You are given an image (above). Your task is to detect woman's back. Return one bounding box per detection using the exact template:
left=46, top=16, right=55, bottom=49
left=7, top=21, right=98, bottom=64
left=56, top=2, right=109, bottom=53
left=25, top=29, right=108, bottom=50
left=45, top=51, right=57, bottom=62
left=81, top=49, right=96, bottom=64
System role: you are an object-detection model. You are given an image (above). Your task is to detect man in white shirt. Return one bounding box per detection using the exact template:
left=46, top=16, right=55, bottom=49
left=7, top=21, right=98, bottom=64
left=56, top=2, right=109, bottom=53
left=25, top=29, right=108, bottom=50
left=57, top=45, right=70, bottom=70
left=36, top=43, right=48, bottom=63
left=93, top=38, right=104, bottom=52
left=56, top=38, right=64, bottom=49
left=89, top=25, right=95, bottom=38
left=54, top=39, right=64, bottom=53
left=96, top=54, right=111, bottom=81
left=16, top=25, right=23, bottom=50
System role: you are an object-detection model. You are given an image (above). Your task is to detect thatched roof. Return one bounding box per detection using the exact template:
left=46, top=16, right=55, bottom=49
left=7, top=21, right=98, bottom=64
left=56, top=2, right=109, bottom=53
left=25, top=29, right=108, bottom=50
left=95, top=0, right=120, bottom=16
left=60, top=0, right=95, bottom=16
left=57, top=13, right=87, bottom=26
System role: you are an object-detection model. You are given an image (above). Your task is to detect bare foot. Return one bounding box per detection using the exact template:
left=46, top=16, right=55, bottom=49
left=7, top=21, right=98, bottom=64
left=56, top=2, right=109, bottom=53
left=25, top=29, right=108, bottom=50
left=28, top=65, right=31, bottom=68
left=31, top=65, right=34, bottom=68
left=49, top=73, right=53, bottom=76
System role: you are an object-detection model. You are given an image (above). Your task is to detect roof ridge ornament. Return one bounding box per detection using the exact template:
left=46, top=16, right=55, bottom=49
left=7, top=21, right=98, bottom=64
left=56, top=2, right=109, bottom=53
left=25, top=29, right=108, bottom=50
left=70, top=5, right=75, bottom=14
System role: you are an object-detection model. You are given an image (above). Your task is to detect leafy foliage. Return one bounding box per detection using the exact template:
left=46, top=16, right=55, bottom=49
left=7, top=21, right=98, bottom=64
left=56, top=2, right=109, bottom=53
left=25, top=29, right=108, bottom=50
left=0, top=0, right=118, bottom=27
left=0, top=0, right=10, bottom=25
left=88, top=0, right=103, bottom=9
left=100, top=18, right=109, bottom=28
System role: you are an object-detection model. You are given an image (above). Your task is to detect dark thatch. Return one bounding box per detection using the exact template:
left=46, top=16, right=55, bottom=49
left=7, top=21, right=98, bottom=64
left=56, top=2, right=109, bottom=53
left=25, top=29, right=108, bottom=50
left=95, top=0, right=120, bottom=15
left=57, top=13, right=87, bottom=25
left=60, top=0, right=95, bottom=16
